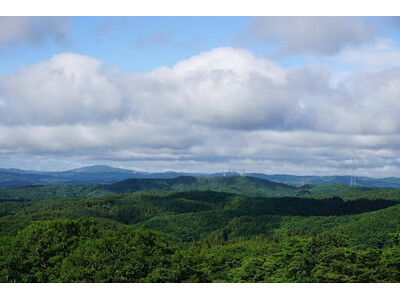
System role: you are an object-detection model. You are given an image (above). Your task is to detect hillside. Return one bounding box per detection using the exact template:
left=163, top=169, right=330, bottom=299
left=0, top=190, right=398, bottom=244
left=106, top=176, right=298, bottom=197
left=1, top=176, right=400, bottom=202
left=1, top=183, right=400, bottom=283
left=0, top=176, right=296, bottom=201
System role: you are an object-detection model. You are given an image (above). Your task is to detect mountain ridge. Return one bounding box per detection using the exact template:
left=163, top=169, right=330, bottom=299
left=0, top=165, right=400, bottom=189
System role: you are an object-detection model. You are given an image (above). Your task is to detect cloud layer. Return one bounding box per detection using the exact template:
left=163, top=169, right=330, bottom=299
left=246, top=17, right=375, bottom=56
left=0, top=17, right=69, bottom=47
left=0, top=46, right=399, bottom=176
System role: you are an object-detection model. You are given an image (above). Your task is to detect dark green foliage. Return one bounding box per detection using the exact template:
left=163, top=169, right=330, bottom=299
left=228, top=232, right=384, bottom=283
left=0, top=184, right=107, bottom=201
left=379, top=246, right=400, bottom=282
left=0, top=219, right=99, bottom=282
left=0, top=219, right=209, bottom=283
left=1, top=178, right=400, bottom=283
left=1, top=176, right=400, bottom=203
left=308, top=183, right=400, bottom=201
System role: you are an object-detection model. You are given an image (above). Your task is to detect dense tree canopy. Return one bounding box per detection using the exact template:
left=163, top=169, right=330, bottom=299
left=1, top=178, right=400, bottom=282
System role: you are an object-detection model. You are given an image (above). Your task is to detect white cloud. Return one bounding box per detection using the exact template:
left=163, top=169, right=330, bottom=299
left=0, top=17, right=69, bottom=47
left=153, top=47, right=286, bottom=84
left=0, top=53, right=123, bottom=124
left=133, top=47, right=289, bottom=129
left=245, top=17, right=375, bottom=56
left=130, top=47, right=399, bottom=135
left=4, top=47, right=398, bottom=135
left=0, top=47, right=399, bottom=176
left=330, top=39, right=400, bottom=70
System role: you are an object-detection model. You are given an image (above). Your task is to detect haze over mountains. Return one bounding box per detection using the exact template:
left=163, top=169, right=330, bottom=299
left=1, top=165, right=400, bottom=189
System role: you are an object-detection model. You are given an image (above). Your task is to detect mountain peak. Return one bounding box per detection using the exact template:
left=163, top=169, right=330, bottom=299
left=70, top=165, right=135, bottom=173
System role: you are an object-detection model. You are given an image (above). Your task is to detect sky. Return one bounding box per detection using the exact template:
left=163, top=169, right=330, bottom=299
left=0, top=16, right=399, bottom=177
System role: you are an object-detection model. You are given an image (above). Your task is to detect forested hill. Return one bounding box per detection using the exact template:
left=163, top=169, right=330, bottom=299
left=1, top=189, right=400, bottom=283
left=1, top=174, right=400, bottom=282
left=106, top=176, right=297, bottom=197
left=1, top=175, right=400, bottom=202
left=0, top=176, right=297, bottom=201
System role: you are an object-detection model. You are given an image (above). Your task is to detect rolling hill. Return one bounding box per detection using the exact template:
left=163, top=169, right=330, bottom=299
left=0, top=189, right=398, bottom=247
left=1, top=175, right=400, bottom=202
left=1, top=176, right=400, bottom=283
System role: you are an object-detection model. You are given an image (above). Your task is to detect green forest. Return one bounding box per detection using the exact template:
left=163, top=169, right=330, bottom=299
left=1, top=176, right=400, bottom=283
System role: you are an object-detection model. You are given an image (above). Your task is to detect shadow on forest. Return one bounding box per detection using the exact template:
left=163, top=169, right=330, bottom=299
left=231, top=196, right=399, bottom=217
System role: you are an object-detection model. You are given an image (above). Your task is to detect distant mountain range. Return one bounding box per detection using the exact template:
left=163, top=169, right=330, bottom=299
left=0, top=164, right=399, bottom=189
left=3, top=174, right=398, bottom=203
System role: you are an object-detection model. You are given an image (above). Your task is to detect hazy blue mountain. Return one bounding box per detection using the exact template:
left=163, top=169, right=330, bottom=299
left=0, top=165, right=186, bottom=187
left=2, top=175, right=400, bottom=203
left=63, top=165, right=136, bottom=174
left=0, top=165, right=399, bottom=189
left=247, top=173, right=400, bottom=189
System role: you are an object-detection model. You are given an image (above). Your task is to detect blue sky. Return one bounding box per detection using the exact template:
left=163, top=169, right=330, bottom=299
left=0, top=17, right=253, bottom=74
left=0, top=17, right=324, bottom=75
left=1, top=16, right=398, bottom=75
left=0, top=16, right=399, bottom=176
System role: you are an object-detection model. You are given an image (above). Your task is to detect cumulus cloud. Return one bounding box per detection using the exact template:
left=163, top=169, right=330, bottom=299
left=244, top=17, right=375, bottom=56
left=123, top=47, right=399, bottom=134
left=0, top=17, right=69, bottom=47
left=0, top=47, right=399, bottom=176
left=0, top=53, right=124, bottom=125
left=130, top=47, right=288, bottom=129
left=330, top=39, right=400, bottom=70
